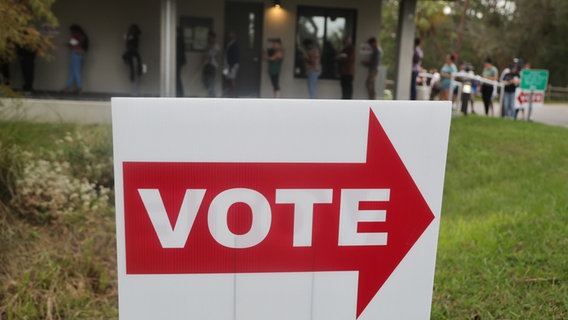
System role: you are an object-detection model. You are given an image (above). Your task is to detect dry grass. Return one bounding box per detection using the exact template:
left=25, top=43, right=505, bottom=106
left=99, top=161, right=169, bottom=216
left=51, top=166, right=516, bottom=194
left=0, top=122, right=117, bottom=319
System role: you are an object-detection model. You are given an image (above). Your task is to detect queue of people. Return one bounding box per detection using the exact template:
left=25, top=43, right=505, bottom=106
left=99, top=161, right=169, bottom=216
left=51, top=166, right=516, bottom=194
left=6, top=24, right=529, bottom=106
left=2, top=24, right=387, bottom=100
left=420, top=55, right=528, bottom=119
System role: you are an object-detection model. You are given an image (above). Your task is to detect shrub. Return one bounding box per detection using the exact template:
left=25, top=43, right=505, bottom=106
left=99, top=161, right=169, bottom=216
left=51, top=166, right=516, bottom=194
left=8, top=131, right=112, bottom=224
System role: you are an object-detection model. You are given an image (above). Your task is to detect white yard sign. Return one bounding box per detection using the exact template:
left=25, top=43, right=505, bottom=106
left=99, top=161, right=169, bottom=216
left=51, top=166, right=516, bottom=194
left=112, top=98, right=451, bottom=319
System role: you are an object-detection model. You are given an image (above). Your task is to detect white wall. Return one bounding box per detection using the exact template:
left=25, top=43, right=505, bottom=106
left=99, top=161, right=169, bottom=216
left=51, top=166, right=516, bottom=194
left=34, top=1, right=160, bottom=95
left=11, top=0, right=382, bottom=99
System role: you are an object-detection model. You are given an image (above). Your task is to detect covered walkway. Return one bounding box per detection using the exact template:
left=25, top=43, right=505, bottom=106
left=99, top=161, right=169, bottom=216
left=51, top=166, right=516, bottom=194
left=4, top=0, right=421, bottom=100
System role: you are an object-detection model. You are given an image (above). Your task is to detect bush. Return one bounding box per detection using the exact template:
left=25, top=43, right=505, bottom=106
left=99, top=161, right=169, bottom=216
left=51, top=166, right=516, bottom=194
left=8, top=131, right=112, bottom=224
left=0, top=124, right=117, bottom=319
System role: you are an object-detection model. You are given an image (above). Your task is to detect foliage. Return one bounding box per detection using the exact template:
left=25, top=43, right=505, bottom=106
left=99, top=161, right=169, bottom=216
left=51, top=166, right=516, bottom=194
left=514, top=0, right=568, bottom=85
left=0, top=0, right=58, bottom=62
left=2, top=126, right=113, bottom=224
left=0, top=123, right=116, bottom=319
left=9, top=147, right=111, bottom=224
left=380, top=0, right=568, bottom=85
left=380, top=0, right=455, bottom=72
left=378, top=0, right=399, bottom=71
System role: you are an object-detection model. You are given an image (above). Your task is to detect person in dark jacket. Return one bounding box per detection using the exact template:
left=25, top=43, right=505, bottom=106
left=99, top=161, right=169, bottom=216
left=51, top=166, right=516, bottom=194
left=336, top=36, right=355, bottom=99
left=176, top=26, right=187, bottom=97
left=123, top=24, right=142, bottom=95
left=223, top=31, right=239, bottom=97
left=16, top=46, right=36, bottom=92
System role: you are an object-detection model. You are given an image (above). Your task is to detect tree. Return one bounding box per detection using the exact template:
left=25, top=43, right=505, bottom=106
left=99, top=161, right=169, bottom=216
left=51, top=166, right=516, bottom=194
left=513, top=0, right=568, bottom=86
left=416, top=1, right=455, bottom=70
left=0, top=0, right=58, bottom=62
left=380, top=0, right=568, bottom=86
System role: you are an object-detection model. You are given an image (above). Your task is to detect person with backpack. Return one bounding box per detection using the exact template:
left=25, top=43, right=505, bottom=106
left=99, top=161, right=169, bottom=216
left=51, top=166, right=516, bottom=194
left=123, top=24, right=142, bottom=95
left=63, top=24, right=88, bottom=94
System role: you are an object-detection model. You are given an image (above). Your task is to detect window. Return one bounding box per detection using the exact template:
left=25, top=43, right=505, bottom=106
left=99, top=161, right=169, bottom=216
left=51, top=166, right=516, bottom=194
left=295, top=6, right=357, bottom=79
left=180, top=16, right=213, bottom=52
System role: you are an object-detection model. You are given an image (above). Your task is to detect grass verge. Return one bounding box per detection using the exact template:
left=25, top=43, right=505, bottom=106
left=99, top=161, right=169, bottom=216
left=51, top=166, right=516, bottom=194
left=0, top=115, right=567, bottom=319
left=433, top=115, right=568, bottom=319
left=0, top=121, right=116, bottom=319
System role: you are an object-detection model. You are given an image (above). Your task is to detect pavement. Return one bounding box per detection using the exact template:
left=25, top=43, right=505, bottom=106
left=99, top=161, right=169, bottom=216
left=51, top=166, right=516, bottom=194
left=1, top=96, right=567, bottom=128
left=1, top=98, right=112, bottom=124
left=462, top=100, right=568, bottom=128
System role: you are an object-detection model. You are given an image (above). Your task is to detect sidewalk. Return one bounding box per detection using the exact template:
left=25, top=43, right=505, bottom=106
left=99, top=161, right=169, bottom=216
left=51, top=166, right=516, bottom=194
left=518, top=103, right=568, bottom=128
left=1, top=98, right=111, bottom=124
left=461, top=100, right=568, bottom=128
left=2, top=97, right=568, bottom=128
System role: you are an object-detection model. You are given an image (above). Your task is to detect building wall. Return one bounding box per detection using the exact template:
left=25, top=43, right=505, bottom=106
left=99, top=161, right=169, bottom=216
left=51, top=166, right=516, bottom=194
left=27, top=1, right=163, bottom=95
left=11, top=0, right=382, bottom=99
left=261, top=0, right=382, bottom=99
left=177, top=0, right=226, bottom=97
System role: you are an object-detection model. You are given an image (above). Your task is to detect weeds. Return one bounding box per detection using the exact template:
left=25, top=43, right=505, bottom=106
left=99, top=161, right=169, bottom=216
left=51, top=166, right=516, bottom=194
left=0, top=123, right=116, bottom=319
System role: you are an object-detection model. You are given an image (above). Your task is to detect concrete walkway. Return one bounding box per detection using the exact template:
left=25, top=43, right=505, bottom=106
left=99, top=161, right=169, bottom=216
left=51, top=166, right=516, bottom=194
left=1, top=98, right=567, bottom=128
left=1, top=98, right=111, bottom=124
left=464, top=100, right=568, bottom=128
left=514, top=103, right=568, bottom=128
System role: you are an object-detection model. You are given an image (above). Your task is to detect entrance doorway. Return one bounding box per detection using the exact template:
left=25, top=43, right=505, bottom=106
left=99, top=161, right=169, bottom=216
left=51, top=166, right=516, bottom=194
left=224, top=1, right=264, bottom=97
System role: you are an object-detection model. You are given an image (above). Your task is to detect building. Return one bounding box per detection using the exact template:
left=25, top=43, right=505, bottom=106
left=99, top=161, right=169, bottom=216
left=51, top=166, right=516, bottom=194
left=8, top=0, right=419, bottom=99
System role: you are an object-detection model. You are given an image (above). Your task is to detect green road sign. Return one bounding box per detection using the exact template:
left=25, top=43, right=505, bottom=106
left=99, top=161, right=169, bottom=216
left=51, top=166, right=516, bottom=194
left=520, top=69, right=549, bottom=91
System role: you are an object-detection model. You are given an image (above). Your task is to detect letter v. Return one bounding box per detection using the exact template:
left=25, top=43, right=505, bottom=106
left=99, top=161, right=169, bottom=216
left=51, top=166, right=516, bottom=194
left=138, top=189, right=206, bottom=248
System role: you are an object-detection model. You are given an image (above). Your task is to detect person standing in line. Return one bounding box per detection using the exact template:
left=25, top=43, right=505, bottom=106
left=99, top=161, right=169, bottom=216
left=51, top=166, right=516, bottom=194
left=428, top=68, right=441, bottom=100
left=467, top=63, right=479, bottom=114
left=303, top=38, right=321, bottom=99
left=336, top=36, right=355, bottom=99
left=17, top=46, right=37, bottom=93
left=265, top=38, right=283, bottom=98
left=411, top=37, right=423, bottom=100
left=122, top=24, right=142, bottom=96
left=176, top=26, right=186, bottom=97
left=223, top=31, right=239, bottom=98
left=63, top=24, right=88, bottom=94
left=438, top=54, right=457, bottom=101
left=202, top=31, right=220, bottom=97
left=515, top=61, right=530, bottom=119
left=0, top=61, right=9, bottom=87
left=362, top=37, right=380, bottom=100
left=502, top=64, right=520, bottom=118
left=481, top=57, right=498, bottom=116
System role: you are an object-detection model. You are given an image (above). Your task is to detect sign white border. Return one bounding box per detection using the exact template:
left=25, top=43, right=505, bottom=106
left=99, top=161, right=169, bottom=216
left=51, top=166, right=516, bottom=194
left=112, top=98, right=451, bottom=320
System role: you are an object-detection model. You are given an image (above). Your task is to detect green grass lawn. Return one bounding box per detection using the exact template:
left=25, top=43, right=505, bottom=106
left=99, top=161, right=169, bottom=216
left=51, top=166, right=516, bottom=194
left=433, top=115, right=568, bottom=319
left=0, top=115, right=567, bottom=319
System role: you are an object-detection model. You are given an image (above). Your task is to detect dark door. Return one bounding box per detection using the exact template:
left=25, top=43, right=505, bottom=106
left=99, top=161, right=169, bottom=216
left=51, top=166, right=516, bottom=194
left=224, top=1, right=263, bottom=97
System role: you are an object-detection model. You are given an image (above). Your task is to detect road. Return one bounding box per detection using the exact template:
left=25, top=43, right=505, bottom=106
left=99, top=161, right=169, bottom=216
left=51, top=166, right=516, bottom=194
left=2, top=98, right=568, bottom=128
left=455, top=100, right=568, bottom=128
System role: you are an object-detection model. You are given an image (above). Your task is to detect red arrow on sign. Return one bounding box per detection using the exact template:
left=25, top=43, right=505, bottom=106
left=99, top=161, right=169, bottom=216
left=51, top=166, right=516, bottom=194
left=517, top=91, right=530, bottom=105
left=122, top=109, right=435, bottom=318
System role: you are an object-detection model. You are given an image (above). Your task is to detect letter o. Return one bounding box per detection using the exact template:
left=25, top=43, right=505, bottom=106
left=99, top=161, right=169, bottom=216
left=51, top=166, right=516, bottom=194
left=208, top=188, right=272, bottom=248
